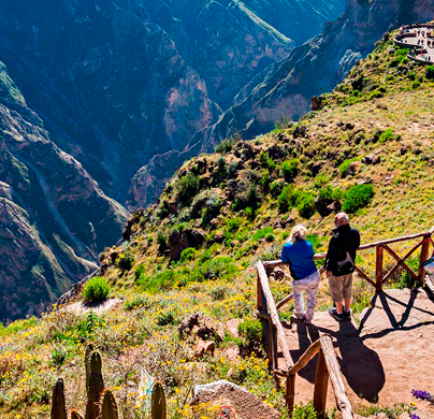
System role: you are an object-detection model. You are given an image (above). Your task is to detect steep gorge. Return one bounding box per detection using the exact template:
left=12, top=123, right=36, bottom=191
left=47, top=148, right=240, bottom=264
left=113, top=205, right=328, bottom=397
left=0, top=0, right=345, bottom=321
left=132, top=0, right=434, bottom=209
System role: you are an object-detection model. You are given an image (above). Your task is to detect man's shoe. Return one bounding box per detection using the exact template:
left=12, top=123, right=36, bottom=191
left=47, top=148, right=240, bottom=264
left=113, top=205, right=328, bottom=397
left=344, top=309, right=352, bottom=319
left=328, top=307, right=346, bottom=322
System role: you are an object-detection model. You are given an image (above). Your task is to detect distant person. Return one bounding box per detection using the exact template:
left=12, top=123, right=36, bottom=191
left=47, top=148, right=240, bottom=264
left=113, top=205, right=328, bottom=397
left=281, top=225, right=320, bottom=324
left=324, top=213, right=361, bottom=321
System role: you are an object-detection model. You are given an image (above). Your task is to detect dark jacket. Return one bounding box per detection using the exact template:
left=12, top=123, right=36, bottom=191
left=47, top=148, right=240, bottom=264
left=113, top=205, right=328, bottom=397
left=324, top=224, right=361, bottom=276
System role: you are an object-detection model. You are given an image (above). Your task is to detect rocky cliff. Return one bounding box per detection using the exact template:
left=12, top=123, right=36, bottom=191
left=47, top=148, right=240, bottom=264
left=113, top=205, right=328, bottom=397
left=0, top=63, right=129, bottom=323
left=131, top=0, right=434, bottom=209
left=0, top=0, right=344, bottom=321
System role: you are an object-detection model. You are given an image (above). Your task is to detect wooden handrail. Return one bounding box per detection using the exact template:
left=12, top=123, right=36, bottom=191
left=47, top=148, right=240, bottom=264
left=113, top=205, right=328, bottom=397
left=320, top=335, right=354, bottom=419
left=263, top=227, right=434, bottom=268
left=257, top=261, right=293, bottom=370
left=288, top=339, right=321, bottom=376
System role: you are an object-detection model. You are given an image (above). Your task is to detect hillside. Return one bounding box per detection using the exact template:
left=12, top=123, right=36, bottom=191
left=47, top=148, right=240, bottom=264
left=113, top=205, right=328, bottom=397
left=0, top=0, right=345, bottom=321
left=2, top=29, right=434, bottom=418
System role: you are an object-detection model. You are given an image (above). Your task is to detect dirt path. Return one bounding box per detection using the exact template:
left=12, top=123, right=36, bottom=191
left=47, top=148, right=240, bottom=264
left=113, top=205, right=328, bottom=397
left=278, top=289, right=434, bottom=417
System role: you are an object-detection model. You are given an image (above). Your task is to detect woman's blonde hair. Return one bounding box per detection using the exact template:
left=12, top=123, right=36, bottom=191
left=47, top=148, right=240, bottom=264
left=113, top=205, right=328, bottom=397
left=289, top=224, right=307, bottom=244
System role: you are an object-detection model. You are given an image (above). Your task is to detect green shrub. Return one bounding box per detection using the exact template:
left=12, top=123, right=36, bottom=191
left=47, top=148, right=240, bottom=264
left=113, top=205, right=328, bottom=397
left=82, top=277, right=110, bottom=302
left=266, top=158, right=276, bottom=172
left=244, top=206, right=255, bottom=220
left=208, top=285, right=230, bottom=301
left=201, top=195, right=223, bottom=226
left=258, top=152, right=267, bottom=166
left=215, top=139, right=234, bottom=154
left=270, top=180, right=284, bottom=198
left=296, top=191, right=316, bottom=219
left=177, top=173, right=200, bottom=203
left=339, top=157, right=361, bottom=177
left=265, top=233, right=275, bottom=242
left=281, top=159, right=300, bottom=181
left=134, top=264, right=145, bottom=281
left=124, top=295, right=152, bottom=311
left=259, top=170, right=271, bottom=190
left=237, top=319, right=262, bottom=349
left=156, top=309, right=179, bottom=326
left=117, top=253, right=135, bottom=271
left=318, top=185, right=345, bottom=203
left=139, top=269, right=176, bottom=294
left=227, top=161, right=239, bottom=178
left=157, top=199, right=171, bottom=219
left=226, top=217, right=242, bottom=232
left=277, top=185, right=296, bottom=213
left=378, top=128, right=395, bottom=144
left=292, top=401, right=317, bottom=419
left=313, top=174, right=330, bottom=188
left=179, top=247, right=196, bottom=262
left=50, top=347, right=67, bottom=367
left=343, top=184, right=375, bottom=213
left=233, top=185, right=261, bottom=211
left=253, top=227, right=273, bottom=241
left=425, top=65, right=434, bottom=80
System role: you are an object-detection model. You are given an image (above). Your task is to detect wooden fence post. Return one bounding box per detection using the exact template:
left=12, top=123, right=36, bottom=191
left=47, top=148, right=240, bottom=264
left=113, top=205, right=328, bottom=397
left=376, top=246, right=383, bottom=291
left=313, top=349, right=330, bottom=418
left=418, top=236, right=431, bottom=285
left=286, top=374, right=296, bottom=416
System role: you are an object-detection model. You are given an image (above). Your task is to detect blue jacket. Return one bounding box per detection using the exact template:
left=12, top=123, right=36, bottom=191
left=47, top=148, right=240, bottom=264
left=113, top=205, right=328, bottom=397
left=281, top=240, right=317, bottom=280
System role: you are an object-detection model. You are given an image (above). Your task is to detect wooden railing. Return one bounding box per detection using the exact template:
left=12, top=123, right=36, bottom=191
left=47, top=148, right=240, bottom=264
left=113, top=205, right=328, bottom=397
left=256, top=226, right=434, bottom=417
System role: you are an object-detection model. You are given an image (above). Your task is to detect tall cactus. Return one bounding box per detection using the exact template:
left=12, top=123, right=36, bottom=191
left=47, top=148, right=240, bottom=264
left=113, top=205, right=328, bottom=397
left=51, top=378, right=68, bottom=419
left=151, top=381, right=167, bottom=419
left=71, top=409, right=84, bottom=419
left=85, top=344, right=94, bottom=396
left=85, top=351, right=104, bottom=419
left=100, top=389, right=119, bottom=419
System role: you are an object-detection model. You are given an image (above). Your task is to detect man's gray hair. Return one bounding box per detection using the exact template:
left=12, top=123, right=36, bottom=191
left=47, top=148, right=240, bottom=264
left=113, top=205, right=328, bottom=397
left=335, top=212, right=349, bottom=227
left=289, top=224, right=307, bottom=244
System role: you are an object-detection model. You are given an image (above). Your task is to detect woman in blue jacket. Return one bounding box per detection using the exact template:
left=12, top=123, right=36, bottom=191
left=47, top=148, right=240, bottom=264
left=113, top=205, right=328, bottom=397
left=281, top=225, right=320, bottom=324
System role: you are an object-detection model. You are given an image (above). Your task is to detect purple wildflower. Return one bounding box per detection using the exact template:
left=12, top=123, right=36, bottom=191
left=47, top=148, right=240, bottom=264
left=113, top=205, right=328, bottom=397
left=411, top=389, right=433, bottom=401
left=410, top=414, right=421, bottom=419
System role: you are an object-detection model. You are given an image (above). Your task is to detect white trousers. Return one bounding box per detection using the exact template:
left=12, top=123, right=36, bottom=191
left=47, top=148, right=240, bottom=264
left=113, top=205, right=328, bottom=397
left=292, top=270, right=320, bottom=322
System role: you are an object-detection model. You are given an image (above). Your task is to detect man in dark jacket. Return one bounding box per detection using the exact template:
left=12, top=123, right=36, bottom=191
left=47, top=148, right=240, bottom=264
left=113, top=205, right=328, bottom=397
left=324, top=213, right=361, bottom=321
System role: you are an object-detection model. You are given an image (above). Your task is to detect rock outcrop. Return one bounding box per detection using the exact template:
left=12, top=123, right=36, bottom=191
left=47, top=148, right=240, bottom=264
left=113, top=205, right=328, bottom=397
left=169, top=229, right=205, bottom=261
left=191, top=380, right=280, bottom=419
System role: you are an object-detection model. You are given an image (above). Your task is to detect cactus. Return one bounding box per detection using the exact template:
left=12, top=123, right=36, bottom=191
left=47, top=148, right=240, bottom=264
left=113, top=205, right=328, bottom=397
left=71, top=409, right=84, bottom=419
left=85, top=344, right=94, bottom=396
left=100, top=389, right=119, bottom=419
left=51, top=378, right=68, bottom=419
left=85, top=351, right=104, bottom=419
left=151, top=381, right=167, bottom=419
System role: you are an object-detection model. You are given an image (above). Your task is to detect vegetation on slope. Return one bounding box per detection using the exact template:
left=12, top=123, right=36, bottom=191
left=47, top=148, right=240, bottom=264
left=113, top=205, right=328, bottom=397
left=1, top=30, right=434, bottom=418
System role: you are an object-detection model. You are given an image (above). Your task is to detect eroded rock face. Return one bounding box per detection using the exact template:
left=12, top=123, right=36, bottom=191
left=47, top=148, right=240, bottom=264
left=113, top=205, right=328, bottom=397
left=0, top=64, right=129, bottom=323
left=169, top=229, right=205, bottom=261
left=188, top=0, right=434, bottom=148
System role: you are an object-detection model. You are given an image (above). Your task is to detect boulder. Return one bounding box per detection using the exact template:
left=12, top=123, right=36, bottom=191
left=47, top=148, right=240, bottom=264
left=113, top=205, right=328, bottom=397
left=191, top=380, right=280, bottom=419
left=194, top=339, right=215, bottom=358
left=362, top=154, right=380, bottom=165
left=347, top=161, right=362, bottom=175
left=168, top=229, right=205, bottom=261
left=178, top=313, right=225, bottom=342
left=310, top=95, right=324, bottom=111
